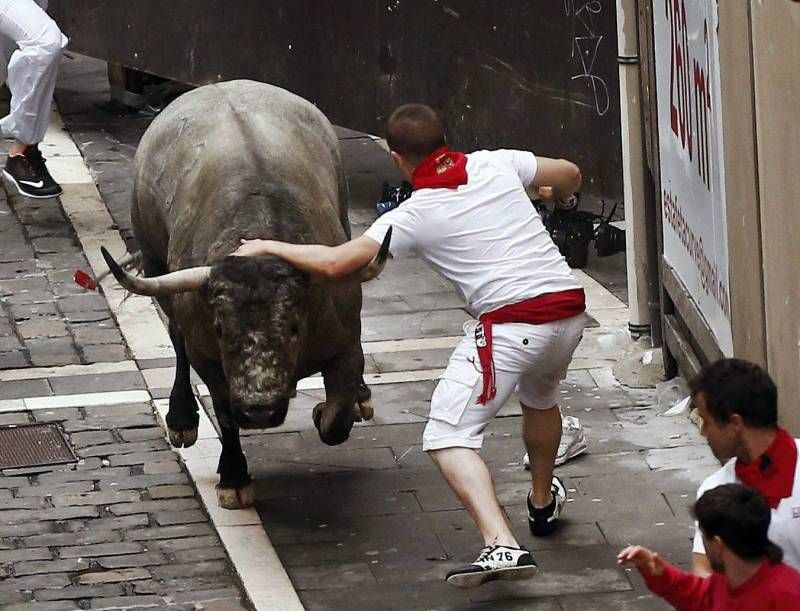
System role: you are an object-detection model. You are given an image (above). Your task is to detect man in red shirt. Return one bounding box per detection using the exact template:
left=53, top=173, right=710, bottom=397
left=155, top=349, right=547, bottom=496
left=618, top=483, right=800, bottom=610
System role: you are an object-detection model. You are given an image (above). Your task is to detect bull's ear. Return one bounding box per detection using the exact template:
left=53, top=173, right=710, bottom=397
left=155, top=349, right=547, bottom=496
left=357, top=226, right=392, bottom=282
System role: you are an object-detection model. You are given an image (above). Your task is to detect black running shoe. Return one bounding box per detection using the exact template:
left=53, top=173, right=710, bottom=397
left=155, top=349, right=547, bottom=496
left=445, top=544, right=538, bottom=588
left=3, top=145, right=62, bottom=199
left=528, top=475, right=567, bottom=537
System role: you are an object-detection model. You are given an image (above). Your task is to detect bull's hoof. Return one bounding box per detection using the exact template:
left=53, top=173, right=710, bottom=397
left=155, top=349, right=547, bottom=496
left=167, top=427, right=198, bottom=448
left=313, top=401, right=351, bottom=446
left=312, top=401, right=325, bottom=429
left=357, top=398, right=374, bottom=421
left=357, top=381, right=372, bottom=402
left=216, top=482, right=254, bottom=509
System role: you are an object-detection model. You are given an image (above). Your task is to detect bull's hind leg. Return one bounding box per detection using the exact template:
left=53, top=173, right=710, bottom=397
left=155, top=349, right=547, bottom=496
left=165, top=322, right=199, bottom=448
left=214, top=400, right=253, bottom=509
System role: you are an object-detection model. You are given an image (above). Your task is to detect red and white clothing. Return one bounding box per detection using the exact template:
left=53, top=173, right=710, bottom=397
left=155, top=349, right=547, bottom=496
left=639, top=559, right=800, bottom=610
left=693, top=433, right=800, bottom=570
left=364, top=148, right=586, bottom=450
left=365, top=149, right=581, bottom=318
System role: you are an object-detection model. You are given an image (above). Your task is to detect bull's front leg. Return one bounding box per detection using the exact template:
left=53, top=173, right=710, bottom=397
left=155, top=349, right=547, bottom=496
left=214, top=400, right=253, bottom=509
left=165, top=322, right=200, bottom=448
left=189, top=356, right=252, bottom=510
left=313, top=352, right=364, bottom=446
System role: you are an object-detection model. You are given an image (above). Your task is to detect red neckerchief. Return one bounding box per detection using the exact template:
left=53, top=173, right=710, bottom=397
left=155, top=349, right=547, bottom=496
left=735, top=428, right=798, bottom=509
left=476, top=289, right=585, bottom=404
left=411, top=146, right=468, bottom=190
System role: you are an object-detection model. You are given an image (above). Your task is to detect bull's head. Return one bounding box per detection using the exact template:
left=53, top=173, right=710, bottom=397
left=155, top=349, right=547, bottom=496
left=99, top=230, right=390, bottom=429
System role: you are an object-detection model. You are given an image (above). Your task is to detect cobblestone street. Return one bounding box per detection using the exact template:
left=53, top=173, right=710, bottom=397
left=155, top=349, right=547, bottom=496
left=0, top=54, right=721, bottom=610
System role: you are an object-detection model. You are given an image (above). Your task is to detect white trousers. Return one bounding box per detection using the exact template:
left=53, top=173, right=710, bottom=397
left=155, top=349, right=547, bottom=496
left=0, top=0, right=66, bottom=144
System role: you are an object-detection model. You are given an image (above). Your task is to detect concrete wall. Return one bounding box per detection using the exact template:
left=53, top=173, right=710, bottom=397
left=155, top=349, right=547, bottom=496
left=710, top=1, right=799, bottom=432
left=49, top=0, right=624, bottom=202
left=718, top=4, right=766, bottom=366
left=750, top=2, right=800, bottom=433
left=647, top=0, right=798, bottom=432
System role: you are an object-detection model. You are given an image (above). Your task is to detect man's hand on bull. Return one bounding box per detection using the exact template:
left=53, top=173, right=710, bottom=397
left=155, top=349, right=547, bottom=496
left=231, top=235, right=385, bottom=280
left=233, top=238, right=275, bottom=258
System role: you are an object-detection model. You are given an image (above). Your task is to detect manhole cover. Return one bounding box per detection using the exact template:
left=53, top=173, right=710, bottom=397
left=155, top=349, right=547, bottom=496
left=0, top=423, right=77, bottom=470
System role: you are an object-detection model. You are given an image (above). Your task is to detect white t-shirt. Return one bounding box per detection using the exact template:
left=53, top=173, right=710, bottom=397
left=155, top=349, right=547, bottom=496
left=692, top=439, right=800, bottom=570
left=363, top=149, right=581, bottom=318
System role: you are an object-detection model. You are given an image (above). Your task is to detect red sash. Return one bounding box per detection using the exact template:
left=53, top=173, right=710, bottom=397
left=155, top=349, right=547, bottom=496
left=735, top=428, right=798, bottom=509
left=476, top=289, right=586, bottom=404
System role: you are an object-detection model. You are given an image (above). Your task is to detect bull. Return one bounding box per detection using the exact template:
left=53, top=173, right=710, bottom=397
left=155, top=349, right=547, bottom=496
left=101, top=80, right=390, bottom=509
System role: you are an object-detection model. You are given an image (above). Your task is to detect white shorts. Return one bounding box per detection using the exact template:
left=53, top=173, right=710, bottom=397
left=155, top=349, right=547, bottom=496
left=422, top=313, right=586, bottom=451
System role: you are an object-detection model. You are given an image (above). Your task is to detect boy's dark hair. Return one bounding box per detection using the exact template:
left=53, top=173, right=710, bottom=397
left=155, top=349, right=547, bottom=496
left=689, top=358, right=777, bottom=428
left=386, top=104, right=446, bottom=163
left=694, top=483, right=782, bottom=563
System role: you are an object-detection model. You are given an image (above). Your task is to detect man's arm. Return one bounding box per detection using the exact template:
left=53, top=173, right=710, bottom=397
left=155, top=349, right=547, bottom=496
left=618, top=545, right=712, bottom=611
left=233, top=234, right=381, bottom=278
left=691, top=552, right=713, bottom=577
left=532, top=157, right=582, bottom=202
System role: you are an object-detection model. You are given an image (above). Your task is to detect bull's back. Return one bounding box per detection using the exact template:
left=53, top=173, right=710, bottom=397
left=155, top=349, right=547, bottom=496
left=132, top=81, right=346, bottom=262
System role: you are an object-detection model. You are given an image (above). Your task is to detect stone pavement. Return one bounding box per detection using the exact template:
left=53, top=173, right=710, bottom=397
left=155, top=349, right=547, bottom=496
left=0, top=396, right=246, bottom=610
left=0, top=52, right=723, bottom=610
left=0, top=170, right=126, bottom=371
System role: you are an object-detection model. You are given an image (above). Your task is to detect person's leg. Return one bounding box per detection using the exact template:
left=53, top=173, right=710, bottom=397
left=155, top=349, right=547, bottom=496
left=0, top=0, right=66, bottom=146
left=516, top=314, right=586, bottom=535
left=428, top=446, right=517, bottom=548
left=0, top=28, right=16, bottom=87
left=423, top=328, right=535, bottom=587
left=523, top=403, right=562, bottom=507
left=0, top=0, right=66, bottom=197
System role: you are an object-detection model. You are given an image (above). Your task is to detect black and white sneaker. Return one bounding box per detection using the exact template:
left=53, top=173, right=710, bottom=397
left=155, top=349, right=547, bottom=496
left=3, top=145, right=62, bottom=199
left=528, top=475, right=567, bottom=537
left=445, top=544, right=538, bottom=588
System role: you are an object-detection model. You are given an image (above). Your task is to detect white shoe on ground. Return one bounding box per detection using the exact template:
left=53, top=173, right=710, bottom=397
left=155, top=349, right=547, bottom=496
left=523, top=415, right=587, bottom=469
left=445, top=544, right=539, bottom=588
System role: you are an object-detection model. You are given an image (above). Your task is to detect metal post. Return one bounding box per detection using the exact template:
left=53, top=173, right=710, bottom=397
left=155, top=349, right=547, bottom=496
left=616, top=0, right=652, bottom=338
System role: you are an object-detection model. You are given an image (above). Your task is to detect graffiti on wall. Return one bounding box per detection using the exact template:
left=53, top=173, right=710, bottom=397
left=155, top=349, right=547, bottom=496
left=565, top=0, right=610, bottom=116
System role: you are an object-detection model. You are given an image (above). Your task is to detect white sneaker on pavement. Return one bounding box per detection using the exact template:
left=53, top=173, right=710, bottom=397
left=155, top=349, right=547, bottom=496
left=445, top=544, right=539, bottom=588
left=523, top=415, right=587, bottom=469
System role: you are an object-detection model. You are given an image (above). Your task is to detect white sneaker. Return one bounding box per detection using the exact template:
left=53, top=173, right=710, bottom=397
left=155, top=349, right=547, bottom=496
left=523, top=415, right=587, bottom=469
left=445, top=544, right=539, bottom=588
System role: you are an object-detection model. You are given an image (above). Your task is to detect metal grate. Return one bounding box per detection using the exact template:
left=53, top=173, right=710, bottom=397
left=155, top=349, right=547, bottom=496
left=0, top=423, right=77, bottom=470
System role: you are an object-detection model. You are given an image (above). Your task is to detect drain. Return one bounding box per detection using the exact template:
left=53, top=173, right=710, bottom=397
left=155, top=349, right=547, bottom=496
left=0, top=423, right=77, bottom=470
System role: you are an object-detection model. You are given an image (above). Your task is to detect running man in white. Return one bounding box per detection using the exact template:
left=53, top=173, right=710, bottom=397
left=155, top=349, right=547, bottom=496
left=0, top=0, right=67, bottom=198
left=234, top=103, right=587, bottom=587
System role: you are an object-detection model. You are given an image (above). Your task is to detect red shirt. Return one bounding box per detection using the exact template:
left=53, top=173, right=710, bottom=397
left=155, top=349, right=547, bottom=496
left=641, top=561, right=800, bottom=610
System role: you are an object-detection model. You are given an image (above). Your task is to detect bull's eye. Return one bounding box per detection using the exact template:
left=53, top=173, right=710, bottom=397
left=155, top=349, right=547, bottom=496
left=290, top=323, right=299, bottom=337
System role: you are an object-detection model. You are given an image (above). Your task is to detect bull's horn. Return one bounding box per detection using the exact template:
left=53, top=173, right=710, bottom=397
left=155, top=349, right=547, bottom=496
left=100, top=246, right=211, bottom=296
left=357, top=226, right=392, bottom=282
left=95, top=250, right=142, bottom=283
